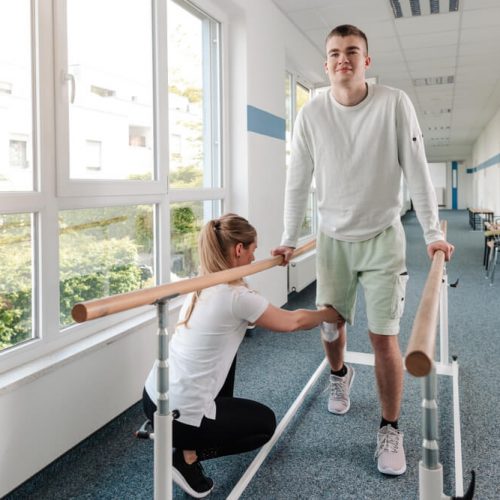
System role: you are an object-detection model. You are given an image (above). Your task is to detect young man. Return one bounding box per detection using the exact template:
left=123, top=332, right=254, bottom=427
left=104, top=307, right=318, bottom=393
left=272, top=25, right=454, bottom=475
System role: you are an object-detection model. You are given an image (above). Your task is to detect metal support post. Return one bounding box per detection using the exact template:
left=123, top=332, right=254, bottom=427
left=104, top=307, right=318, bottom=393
left=419, top=365, right=444, bottom=500
left=439, top=266, right=449, bottom=366
left=154, top=298, right=173, bottom=500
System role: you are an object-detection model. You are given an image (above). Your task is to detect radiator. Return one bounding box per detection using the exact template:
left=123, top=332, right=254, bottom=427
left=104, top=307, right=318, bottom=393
left=435, top=187, right=445, bottom=206
left=288, top=248, right=316, bottom=293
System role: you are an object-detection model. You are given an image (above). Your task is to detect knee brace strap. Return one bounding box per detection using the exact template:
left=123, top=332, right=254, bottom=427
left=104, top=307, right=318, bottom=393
left=320, top=321, right=339, bottom=343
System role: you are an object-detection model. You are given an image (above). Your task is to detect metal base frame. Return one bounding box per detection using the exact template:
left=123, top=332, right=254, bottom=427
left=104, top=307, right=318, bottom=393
left=153, top=272, right=470, bottom=499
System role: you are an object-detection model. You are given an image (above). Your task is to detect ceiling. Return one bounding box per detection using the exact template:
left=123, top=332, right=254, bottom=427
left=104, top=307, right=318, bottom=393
left=272, top=0, right=500, bottom=162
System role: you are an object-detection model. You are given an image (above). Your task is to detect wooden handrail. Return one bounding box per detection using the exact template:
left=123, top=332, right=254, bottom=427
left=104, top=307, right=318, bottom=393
left=405, top=221, right=447, bottom=377
left=71, top=240, right=316, bottom=323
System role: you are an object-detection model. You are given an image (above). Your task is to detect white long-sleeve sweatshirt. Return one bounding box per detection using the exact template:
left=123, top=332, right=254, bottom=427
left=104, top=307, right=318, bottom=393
left=281, top=83, right=443, bottom=247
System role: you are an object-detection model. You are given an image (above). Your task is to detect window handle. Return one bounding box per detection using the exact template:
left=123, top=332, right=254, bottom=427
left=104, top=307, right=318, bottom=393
left=64, top=72, right=76, bottom=104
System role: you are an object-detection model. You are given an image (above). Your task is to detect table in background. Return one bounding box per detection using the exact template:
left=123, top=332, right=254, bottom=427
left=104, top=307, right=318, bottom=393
left=468, top=208, right=494, bottom=230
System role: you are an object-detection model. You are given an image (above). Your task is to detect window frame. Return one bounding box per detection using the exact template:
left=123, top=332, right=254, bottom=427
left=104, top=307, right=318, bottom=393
left=53, top=0, right=168, bottom=197
left=167, top=0, right=223, bottom=196
left=0, top=0, right=227, bottom=372
left=285, top=70, right=317, bottom=244
left=167, top=0, right=226, bottom=281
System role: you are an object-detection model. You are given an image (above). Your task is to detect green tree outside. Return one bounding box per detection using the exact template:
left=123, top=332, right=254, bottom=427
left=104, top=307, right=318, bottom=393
left=0, top=208, right=155, bottom=350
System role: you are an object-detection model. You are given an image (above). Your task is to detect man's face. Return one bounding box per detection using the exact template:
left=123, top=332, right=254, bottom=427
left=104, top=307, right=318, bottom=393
left=324, top=35, right=371, bottom=86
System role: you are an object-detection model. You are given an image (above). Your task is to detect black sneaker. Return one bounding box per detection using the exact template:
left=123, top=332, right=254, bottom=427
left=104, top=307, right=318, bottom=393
left=172, top=449, right=214, bottom=498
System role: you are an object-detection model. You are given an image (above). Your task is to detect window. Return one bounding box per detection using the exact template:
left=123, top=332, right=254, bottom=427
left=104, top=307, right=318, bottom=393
left=0, top=81, right=13, bottom=95
left=64, top=0, right=154, bottom=182
left=296, top=82, right=310, bottom=115
left=168, top=0, right=223, bottom=279
left=129, top=127, right=149, bottom=148
left=9, top=138, right=29, bottom=168
left=0, top=212, right=34, bottom=351
left=0, top=0, right=224, bottom=367
left=285, top=72, right=316, bottom=240
left=168, top=0, right=221, bottom=191
left=285, top=73, right=292, bottom=169
left=85, top=140, right=102, bottom=171
left=170, top=200, right=221, bottom=281
left=0, top=0, right=33, bottom=192
left=0, top=1, right=35, bottom=358
left=90, top=85, right=116, bottom=98
left=59, top=205, right=155, bottom=328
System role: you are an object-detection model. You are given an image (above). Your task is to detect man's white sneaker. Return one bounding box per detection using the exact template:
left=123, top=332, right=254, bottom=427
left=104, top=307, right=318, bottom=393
left=375, top=425, right=407, bottom=475
left=327, top=364, right=355, bottom=414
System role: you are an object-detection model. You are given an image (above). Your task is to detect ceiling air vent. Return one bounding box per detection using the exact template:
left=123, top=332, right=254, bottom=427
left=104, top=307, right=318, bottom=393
left=423, top=108, right=452, bottom=115
left=389, top=0, right=459, bottom=18
left=413, top=75, right=454, bottom=86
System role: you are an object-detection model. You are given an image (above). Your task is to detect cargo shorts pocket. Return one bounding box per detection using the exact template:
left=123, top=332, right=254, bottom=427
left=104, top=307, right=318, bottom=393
left=392, top=272, right=409, bottom=319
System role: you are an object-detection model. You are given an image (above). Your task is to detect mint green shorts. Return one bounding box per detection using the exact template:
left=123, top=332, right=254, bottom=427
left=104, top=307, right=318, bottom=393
left=316, top=221, right=408, bottom=335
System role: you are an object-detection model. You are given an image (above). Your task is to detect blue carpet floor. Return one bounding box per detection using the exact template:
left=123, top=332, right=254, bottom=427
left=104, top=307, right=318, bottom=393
left=7, top=210, right=500, bottom=499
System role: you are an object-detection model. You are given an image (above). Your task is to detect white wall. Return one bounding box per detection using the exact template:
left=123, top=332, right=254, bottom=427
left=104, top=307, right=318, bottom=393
left=227, top=0, right=288, bottom=303
left=429, top=162, right=447, bottom=188
left=428, top=162, right=447, bottom=206
left=0, top=320, right=157, bottom=496
left=454, top=159, right=471, bottom=210
left=223, top=0, right=324, bottom=304
left=468, top=106, right=500, bottom=215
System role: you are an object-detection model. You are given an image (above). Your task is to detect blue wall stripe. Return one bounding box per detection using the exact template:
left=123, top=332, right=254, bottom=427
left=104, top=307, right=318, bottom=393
left=452, top=161, right=458, bottom=210
left=247, top=105, right=286, bottom=140
left=466, top=152, right=500, bottom=174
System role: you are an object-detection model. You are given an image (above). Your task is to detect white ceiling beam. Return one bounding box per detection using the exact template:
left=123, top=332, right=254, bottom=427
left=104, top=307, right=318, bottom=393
left=400, top=0, right=413, bottom=18
left=421, top=0, right=431, bottom=16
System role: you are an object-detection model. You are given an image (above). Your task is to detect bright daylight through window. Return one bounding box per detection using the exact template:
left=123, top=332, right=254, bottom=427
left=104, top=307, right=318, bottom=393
left=0, top=0, right=223, bottom=356
left=66, top=0, right=154, bottom=181
left=0, top=1, right=34, bottom=352
left=285, top=72, right=316, bottom=240
left=168, top=0, right=222, bottom=281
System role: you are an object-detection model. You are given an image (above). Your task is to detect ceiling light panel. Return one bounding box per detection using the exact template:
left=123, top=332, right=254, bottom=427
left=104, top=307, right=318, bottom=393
left=413, top=75, right=454, bottom=86
left=389, top=0, right=459, bottom=18
left=423, top=108, right=452, bottom=115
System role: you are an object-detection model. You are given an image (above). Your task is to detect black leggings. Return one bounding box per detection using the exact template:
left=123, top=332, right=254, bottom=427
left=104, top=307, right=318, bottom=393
left=142, top=356, right=276, bottom=461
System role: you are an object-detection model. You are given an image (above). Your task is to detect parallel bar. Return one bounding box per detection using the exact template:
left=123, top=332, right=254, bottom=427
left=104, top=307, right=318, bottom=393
left=226, top=358, right=329, bottom=500
left=405, top=221, right=447, bottom=376
left=405, top=252, right=445, bottom=375
left=72, top=240, right=316, bottom=323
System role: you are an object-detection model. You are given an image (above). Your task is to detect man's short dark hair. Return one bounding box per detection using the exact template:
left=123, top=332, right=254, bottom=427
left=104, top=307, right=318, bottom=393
left=325, top=25, right=368, bottom=54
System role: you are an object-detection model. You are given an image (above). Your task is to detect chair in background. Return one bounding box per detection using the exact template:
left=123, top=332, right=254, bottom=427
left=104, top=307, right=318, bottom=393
left=486, top=234, right=500, bottom=285
left=483, top=219, right=500, bottom=270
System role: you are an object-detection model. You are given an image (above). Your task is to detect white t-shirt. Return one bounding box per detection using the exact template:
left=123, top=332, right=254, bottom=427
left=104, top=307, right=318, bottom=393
left=281, top=83, right=443, bottom=246
left=145, top=283, right=269, bottom=427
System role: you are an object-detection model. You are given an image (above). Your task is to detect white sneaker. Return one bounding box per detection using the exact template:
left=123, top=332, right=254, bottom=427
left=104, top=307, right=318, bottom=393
left=327, top=364, right=355, bottom=414
left=375, top=425, right=407, bottom=475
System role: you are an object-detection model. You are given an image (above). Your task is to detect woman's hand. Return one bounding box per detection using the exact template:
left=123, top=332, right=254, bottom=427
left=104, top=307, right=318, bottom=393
left=321, top=306, right=345, bottom=326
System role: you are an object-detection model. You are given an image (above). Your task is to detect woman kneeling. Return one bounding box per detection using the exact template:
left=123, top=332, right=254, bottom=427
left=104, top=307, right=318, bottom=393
left=143, top=213, right=341, bottom=498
